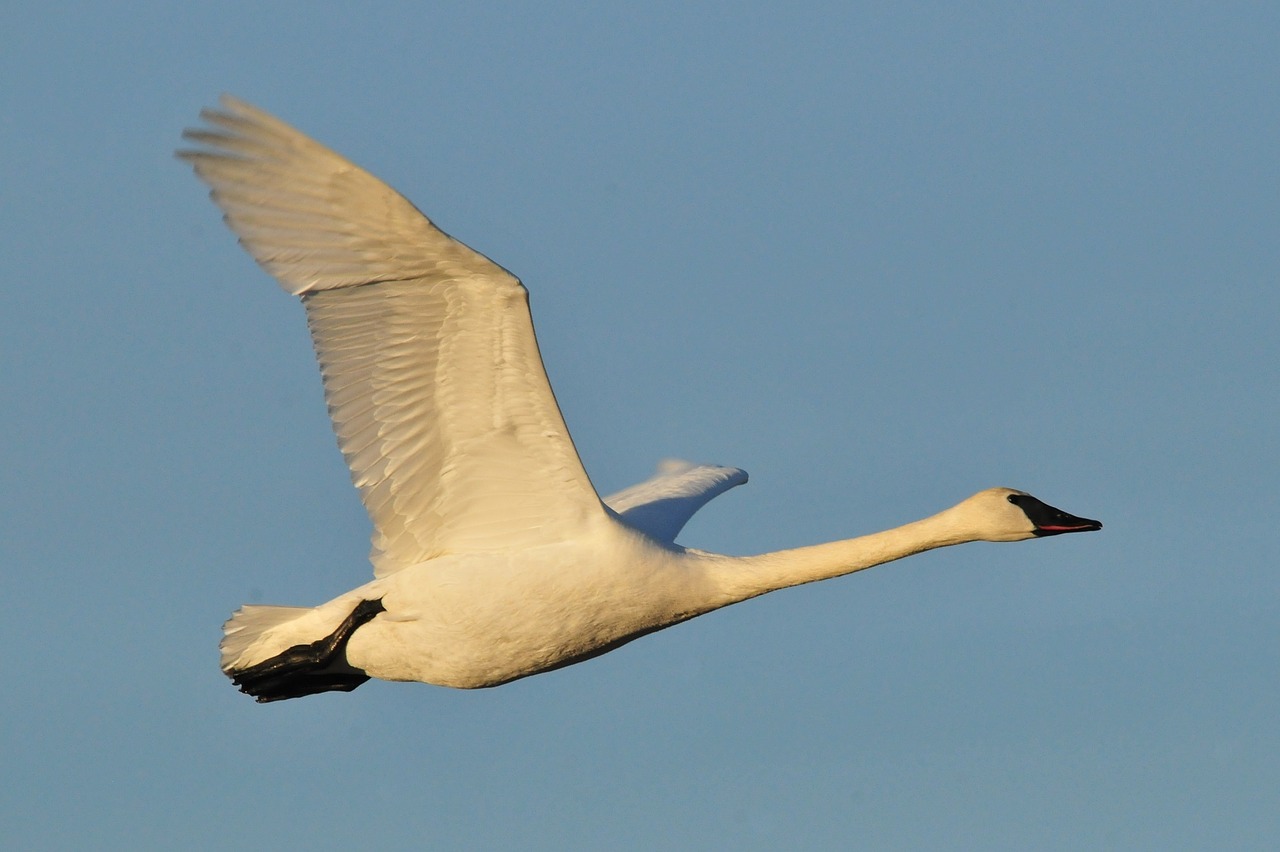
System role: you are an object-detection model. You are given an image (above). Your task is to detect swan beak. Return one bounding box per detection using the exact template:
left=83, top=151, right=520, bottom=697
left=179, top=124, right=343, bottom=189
left=1021, top=496, right=1102, bottom=536
left=1033, top=516, right=1103, bottom=536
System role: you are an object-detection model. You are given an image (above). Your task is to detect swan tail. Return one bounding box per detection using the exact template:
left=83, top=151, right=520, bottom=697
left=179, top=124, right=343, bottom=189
left=219, top=599, right=384, bottom=703
left=220, top=605, right=310, bottom=670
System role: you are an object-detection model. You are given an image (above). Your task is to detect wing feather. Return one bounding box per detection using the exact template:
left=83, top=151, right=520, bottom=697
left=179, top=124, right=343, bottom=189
left=180, top=96, right=605, bottom=575
left=604, top=460, right=748, bottom=544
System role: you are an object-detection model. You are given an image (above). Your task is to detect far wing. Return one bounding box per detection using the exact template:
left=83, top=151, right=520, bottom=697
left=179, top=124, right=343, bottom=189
left=179, top=96, right=605, bottom=576
left=604, top=460, right=748, bottom=544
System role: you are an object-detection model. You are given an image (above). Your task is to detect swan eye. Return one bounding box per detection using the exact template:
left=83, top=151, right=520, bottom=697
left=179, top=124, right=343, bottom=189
left=1007, top=494, right=1022, bottom=505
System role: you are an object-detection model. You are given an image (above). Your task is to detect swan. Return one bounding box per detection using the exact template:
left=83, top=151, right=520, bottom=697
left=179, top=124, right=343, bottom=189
left=179, top=96, right=1101, bottom=702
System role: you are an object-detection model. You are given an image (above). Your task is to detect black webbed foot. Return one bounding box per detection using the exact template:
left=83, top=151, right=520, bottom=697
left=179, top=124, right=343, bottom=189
left=228, top=598, right=385, bottom=703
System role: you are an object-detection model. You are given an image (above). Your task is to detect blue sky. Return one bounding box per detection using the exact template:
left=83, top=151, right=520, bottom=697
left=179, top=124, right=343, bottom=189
left=3, top=2, right=1278, bottom=848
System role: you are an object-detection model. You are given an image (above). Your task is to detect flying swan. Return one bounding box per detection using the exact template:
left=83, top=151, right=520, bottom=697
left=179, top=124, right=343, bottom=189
left=179, top=96, right=1101, bottom=702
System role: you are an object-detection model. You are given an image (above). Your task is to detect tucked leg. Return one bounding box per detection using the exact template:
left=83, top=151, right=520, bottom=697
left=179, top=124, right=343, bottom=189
left=228, top=598, right=385, bottom=703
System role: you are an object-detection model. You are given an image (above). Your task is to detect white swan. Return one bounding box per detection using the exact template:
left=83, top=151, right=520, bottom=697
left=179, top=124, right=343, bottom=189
left=179, top=96, right=1101, bottom=702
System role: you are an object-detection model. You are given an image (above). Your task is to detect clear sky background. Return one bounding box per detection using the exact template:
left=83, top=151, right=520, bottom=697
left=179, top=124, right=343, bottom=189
left=3, top=2, right=1277, bottom=849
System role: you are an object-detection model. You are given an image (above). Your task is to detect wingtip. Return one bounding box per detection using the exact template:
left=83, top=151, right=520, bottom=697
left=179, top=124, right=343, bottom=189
left=655, top=458, right=747, bottom=483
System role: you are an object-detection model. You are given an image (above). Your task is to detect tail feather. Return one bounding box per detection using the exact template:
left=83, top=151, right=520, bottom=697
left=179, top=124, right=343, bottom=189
left=220, top=604, right=312, bottom=673
left=220, top=599, right=384, bottom=702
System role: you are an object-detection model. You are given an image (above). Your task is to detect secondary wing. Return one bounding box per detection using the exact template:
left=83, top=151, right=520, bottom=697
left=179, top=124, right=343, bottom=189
left=604, top=460, right=747, bottom=544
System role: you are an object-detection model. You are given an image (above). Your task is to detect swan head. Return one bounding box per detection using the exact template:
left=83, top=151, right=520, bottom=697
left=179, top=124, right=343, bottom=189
left=953, top=487, right=1102, bottom=542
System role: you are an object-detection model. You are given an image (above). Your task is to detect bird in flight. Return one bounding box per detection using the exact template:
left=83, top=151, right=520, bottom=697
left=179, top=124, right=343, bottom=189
left=179, top=96, right=1101, bottom=702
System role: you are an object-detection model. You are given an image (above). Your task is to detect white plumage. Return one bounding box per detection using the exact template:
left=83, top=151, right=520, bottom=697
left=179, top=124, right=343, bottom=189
left=180, top=96, right=1099, bottom=702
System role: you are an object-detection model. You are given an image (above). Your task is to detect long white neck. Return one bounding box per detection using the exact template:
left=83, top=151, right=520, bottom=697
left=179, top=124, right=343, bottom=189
left=698, top=505, right=979, bottom=608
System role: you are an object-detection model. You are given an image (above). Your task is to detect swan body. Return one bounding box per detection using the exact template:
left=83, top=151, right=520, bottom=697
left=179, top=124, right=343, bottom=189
left=180, top=97, right=1101, bottom=701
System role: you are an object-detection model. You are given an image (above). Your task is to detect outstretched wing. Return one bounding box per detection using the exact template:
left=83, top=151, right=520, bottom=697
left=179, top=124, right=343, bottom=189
left=604, top=460, right=747, bottom=544
left=180, top=96, right=605, bottom=576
